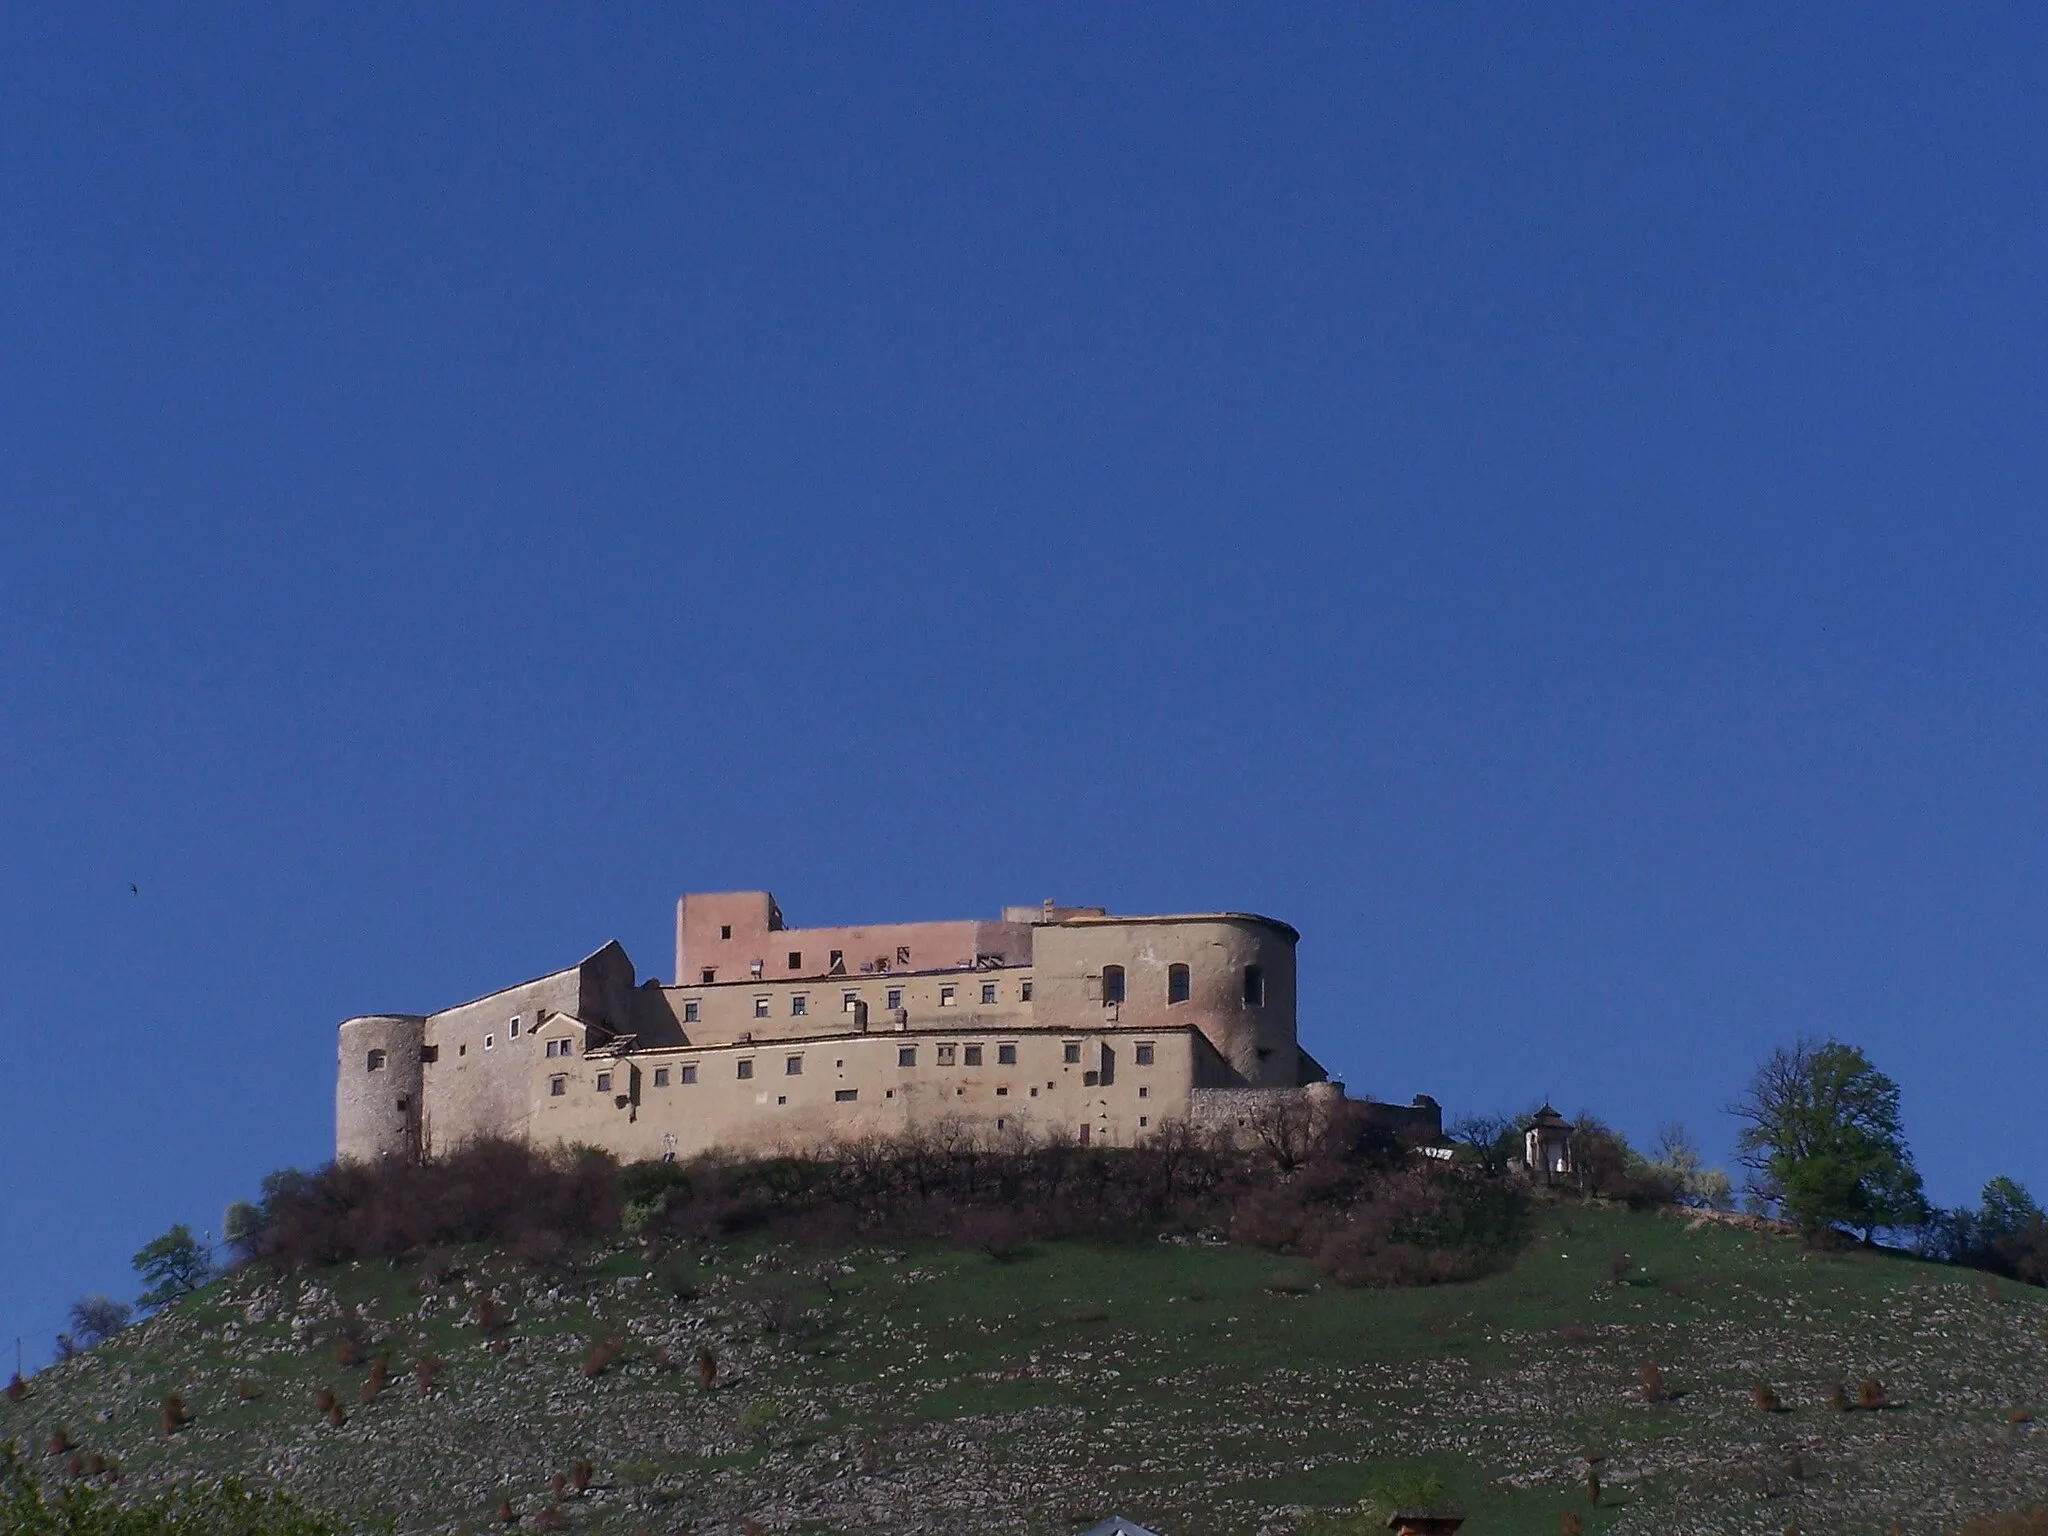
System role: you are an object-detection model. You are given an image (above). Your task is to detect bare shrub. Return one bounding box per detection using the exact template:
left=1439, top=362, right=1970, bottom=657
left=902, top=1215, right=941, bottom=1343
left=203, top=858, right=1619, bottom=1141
left=1559, top=1512, right=1584, bottom=1536
left=582, top=1337, right=623, bottom=1378
left=570, top=1458, right=593, bottom=1494
left=696, top=1346, right=718, bottom=1391
left=475, top=1296, right=500, bottom=1335
left=496, top=1497, right=517, bottom=1524
left=1753, top=1382, right=1782, bottom=1412
left=1859, top=1377, right=1887, bottom=1409
left=1639, top=1362, right=1665, bottom=1404
left=1827, top=1383, right=1850, bottom=1412
left=1586, top=1466, right=1602, bottom=1503
left=415, top=1356, right=443, bottom=1396
left=160, top=1393, right=188, bottom=1435
left=332, top=1339, right=362, bottom=1368
left=1955, top=1510, right=2048, bottom=1536
left=327, top=1402, right=346, bottom=1428
left=235, top=1378, right=259, bottom=1401
left=46, top=1429, right=70, bottom=1456
left=3, top=1374, right=26, bottom=1403
left=313, top=1387, right=337, bottom=1414
left=549, top=1472, right=567, bottom=1501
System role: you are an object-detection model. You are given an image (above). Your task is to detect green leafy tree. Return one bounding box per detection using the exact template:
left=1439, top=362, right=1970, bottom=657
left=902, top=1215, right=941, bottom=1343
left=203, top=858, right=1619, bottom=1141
left=132, top=1223, right=210, bottom=1310
left=1729, top=1038, right=1925, bottom=1241
left=1978, top=1175, right=2043, bottom=1240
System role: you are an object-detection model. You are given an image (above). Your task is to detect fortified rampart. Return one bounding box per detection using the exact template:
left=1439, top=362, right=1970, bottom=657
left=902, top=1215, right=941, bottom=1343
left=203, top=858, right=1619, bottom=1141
left=336, top=890, right=1376, bottom=1165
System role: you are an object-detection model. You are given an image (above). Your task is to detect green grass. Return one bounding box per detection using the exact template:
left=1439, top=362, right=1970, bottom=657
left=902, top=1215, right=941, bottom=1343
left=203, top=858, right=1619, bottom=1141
left=5, top=1204, right=2046, bottom=1534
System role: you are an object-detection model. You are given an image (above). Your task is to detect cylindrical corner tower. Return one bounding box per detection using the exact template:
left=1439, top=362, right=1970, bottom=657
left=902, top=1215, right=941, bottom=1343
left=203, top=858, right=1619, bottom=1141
left=336, top=1014, right=426, bottom=1162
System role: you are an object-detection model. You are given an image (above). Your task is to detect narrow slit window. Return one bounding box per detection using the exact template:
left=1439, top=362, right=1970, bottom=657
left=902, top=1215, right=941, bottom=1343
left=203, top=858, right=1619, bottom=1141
left=1243, top=965, right=1265, bottom=1006
left=1020, top=980, right=1033, bottom=1002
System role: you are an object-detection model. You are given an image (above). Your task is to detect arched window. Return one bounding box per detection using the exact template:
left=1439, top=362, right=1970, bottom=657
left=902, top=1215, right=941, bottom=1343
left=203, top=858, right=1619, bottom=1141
left=1101, top=965, right=1125, bottom=1005
left=1167, top=964, right=1190, bottom=1004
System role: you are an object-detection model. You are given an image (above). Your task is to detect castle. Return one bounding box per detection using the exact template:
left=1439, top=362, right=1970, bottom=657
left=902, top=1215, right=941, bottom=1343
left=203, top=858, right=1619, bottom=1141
left=336, top=890, right=1355, bottom=1164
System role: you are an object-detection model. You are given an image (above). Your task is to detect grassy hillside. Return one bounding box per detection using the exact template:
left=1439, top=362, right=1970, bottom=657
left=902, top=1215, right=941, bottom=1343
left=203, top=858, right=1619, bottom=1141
left=5, top=1204, right=2046, bottom=1535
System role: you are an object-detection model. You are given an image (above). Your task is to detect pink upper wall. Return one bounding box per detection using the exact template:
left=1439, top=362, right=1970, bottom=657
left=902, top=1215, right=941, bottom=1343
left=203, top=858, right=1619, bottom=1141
left=674, top=891, right=1033, bottom=984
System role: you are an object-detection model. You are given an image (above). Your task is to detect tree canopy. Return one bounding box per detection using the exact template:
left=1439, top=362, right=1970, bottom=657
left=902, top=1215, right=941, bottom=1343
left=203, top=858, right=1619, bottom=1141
left=1729, top=1038, right=1924, bottom=1241
left=132, top=1224, right=210, bottom=1310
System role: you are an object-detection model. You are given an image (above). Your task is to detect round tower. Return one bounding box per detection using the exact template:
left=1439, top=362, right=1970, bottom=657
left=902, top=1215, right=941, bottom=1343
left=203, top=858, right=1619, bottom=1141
left=336, top=1014, right=426, bottom=1162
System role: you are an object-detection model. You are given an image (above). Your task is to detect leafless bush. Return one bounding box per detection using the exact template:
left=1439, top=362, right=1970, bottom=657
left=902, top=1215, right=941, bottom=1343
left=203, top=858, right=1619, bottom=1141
left=696, top=1346, right=718, bottom=1391
left=313, top=1387, right=336, bottom=1414
left=1639, top=1362, right=1665, bottom=1404
left=331, top=1339, right=361, bottom=1368
left=1859, top=1376, right=1887, bottom=1409
left=1753, top=1382, right=1782, bottom=1412
left=235, top=1378, right=259, bottom=1401
left=582, top=1337, right=623, bottom=1378
left=1955, top=1510, right=2048, bottom=1536
left=1559, top=1512, right=1583, bottom=1536
left=3, top=1374, right=26, bottom=1404
left=160, top=1393, right=188, bottom=1435
left=570, top=1458, right=592, bottom=1494
left=414, top=1356, right=442, bottom=1396
left=549, top=1472, right=567, bottom=1501
left=1826, top=1383, right=1850, bottom=1412
left=45, top=1429, right=70, bottom=1456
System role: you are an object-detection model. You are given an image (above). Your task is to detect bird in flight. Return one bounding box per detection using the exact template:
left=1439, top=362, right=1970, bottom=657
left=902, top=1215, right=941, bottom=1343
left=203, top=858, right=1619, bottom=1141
left=129, top=883, right=138, bottom=895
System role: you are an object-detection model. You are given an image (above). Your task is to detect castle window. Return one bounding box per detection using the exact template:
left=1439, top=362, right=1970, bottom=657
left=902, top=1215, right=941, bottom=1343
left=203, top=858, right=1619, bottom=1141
left=366, top=1050, right=386, bottom=1072
left=459, top=1044, right=467, bottom=1057
left=777, top=1095, right=787, bottom=1106
left=484, top=1034, right=494, bottom=1050
left=963, top=1044, right=982, bottom=1066
left=1063, top=1042, right=1081, bottom=1064
left=786, top=1054, right=803, bottom=1075
left=791, top=994, right=807, bottom=1017
left=886, top=988, right=903, bottom=1010
left=996, top=1117, right=1006, bottom=1130
left=1101, top=966, right=1125, bottom=1005
left=509, top=1015, right=522, bottom=1036
left=1139, top=1085, right=1150, bottom=1099
left=1135, top=1042, right=1155, bottom=1066
left=720, top=924, right=732, bottom=939
left=1084, top=1070, right=1100, bottom=1086
left=750, top=959, right=763, bottom=978
left=897, top=945, right=911, bottom=963
left=936, top=1044, right=957, bottom=1066
left=420, top=1045, right=438, bottom=1063
left=753, top=996, right=770, bottom=1019
left=1021, top=981, right=1033, bottom=1002
left=1030, top=1085, right=1038, bottom=1096
left=550, top=1076, right=566, bottom=1096
left=683, top=1000, right=699, bottom=1023
left=898, top=1046, right=916, bottom=1067
left=980, top=982, right=997, bottom=1005
left=843, top=990, right=860, bottom=1011
left=680, top=1064, right=697, bottom=1084
left=998, top=1043, right=1017, bottom=1065
left=396, top=1097, right=408, bottom=1113
left=1139, top=1116, right=1149, bottom=1128
left=653, top=1067, right=670, bottom=1087
left=835, top=1088, right=858, bottom=1103
left=939, top=986, right=956, bottom=1008
left=996, top=1085, right=1009, bottom=1097
left=788, top=951, right=802, bottom=970
left=595, top=1071, right=612, bottom=1092
left=737, top=1059, right=754, bottom=1079
left=1243, top=965, right=1264, bottom=1006
left=701, top=969, right=716, bottom=984
left=829, top=948, right=843, bottom=968
left=1167, top=964, right=1190, bottom=1004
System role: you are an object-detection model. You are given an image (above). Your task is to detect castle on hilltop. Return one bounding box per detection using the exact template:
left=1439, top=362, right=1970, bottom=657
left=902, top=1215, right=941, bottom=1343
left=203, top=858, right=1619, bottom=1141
left=336, top=890, right=1392, bottom=1165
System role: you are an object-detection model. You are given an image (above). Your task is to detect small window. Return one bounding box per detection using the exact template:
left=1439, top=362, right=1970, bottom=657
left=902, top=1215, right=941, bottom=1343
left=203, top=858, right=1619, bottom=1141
left=940, top=986, right=956, bottom=1007
left=791, top=994, right=807, bottom=1016
left=1084, top=1070, right=1100, bottom=1086
left=1030, top=1085, right=1039, bottom=1096
left=509, top=1015, right=522, bottom=1036
left=595, top=1071, right=612, bottom=1092
left=654, top=1067, right=670, bottom=1087
left=1063, top=1042, right=1081, bottom=1064
left=1139, top=1085, right=1150, bottom=1099
left=420, top=1044, right=438, bottom=1063
left=896, top=945, right=911, bottom=962
left=996, top=1117, right=1006, bottom=1130
left=981, top=982, right=997, bottom=1005
left=1101, top=965, right=1125, bottom=1005
left=701, top=968, right=716, bottom=984
left=829, top=948, right=843, bottom=967
left=366, top=1050, right=387, bottom=1072
left=998, top=1043, right=1017, bottom=1065
left=1135, top=1042, right=1155, bottom=1066
left=1243, top=965, right=1264, bottom=1006
left=753, top=996, right=770, bottom=1019
left=1139, top=1116, right=1149, bottom=1127
left=395, top=1097, right=408, bottom=1112
left=1079, top=1124, right=1091, bottom=1146
left=886, top=988, right=903, bottom=1010
left=963, top=1044, right=983, bottom=1066
left=996, top=1085, right=1009, bottom=1097
left=1020, top=980, right=1033, bottom=1002
left=786, top=1054, right=803, bottom=1076
left=898, top=1046, right=916, bottom=1067
left=720, top=924, right=733, bottom=939
left=788, top=950, right=802, bottom=970
left=459, top=1043, right=467, bottom=1057
left=680, top=1064, right=698, bottom=1084
left=1167, top=964, right=1190, bottom=1004
left=737, top=1059, right=754, bottom=1080
left=550, top=1076, right=566, bottom=1097
left=750, top=959, right=764, bottom=978
left=484, top=1034, right=494, bottom=1050
left=843, top=990, right=860, bottom=1010
left=777, top=1095, right=787, bottom=1106
left=835, top=1088, right=858, bottom=1103
left=936, top=1044, right=957, bottom=1066
left=683, top=1000, right=699, bottom=1023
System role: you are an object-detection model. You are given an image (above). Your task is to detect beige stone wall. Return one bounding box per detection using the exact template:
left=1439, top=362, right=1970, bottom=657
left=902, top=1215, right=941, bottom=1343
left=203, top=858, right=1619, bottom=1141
left=415, top=967, right=586, bottom=1153
left=675, top=891, right=1035, bottom=990
left=658, top=968, right=1036, bottom=1048
left=336, top=1015, right=425, bottom=1162
left=526, top=1022, right=1218, bottom=1161
left=1030, top=915, right=1300, bottom=1085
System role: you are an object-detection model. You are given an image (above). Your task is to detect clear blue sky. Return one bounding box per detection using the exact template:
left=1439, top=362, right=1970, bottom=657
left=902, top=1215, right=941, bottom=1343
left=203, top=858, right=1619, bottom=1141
left=4, top=8, right=2044, bottom=1365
